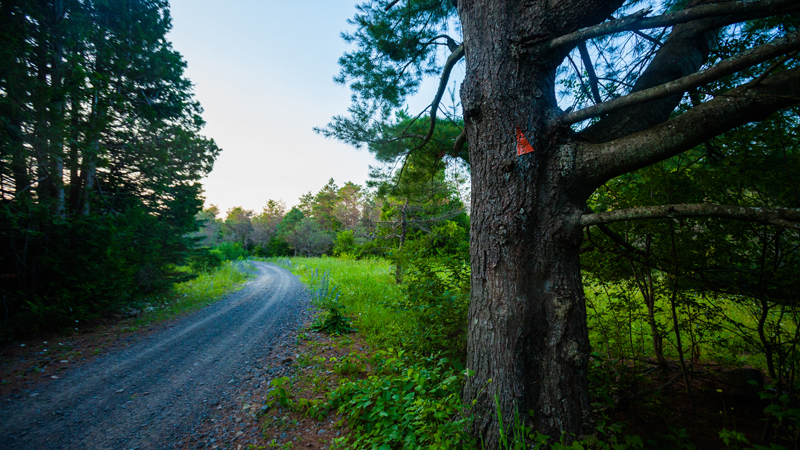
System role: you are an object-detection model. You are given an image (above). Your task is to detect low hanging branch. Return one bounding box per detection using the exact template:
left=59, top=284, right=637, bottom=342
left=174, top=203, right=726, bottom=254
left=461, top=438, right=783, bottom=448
left=580, top=204, right=800, bottom=230
left=544, top=0, right=799, bottom=51
left=559, top=31, right=800, bottom=126
left=415, top=43, right=464, bottom=150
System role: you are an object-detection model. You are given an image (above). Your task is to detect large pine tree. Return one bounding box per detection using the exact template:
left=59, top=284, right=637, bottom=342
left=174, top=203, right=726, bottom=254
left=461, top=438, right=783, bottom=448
left=322, top=0, right=800, bottom=444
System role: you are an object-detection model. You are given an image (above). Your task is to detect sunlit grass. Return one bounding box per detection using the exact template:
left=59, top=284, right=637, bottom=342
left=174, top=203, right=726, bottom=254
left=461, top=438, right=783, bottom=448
left=130, top=260, right=256, bottom=329
left=270, top=257, right=403, bottom=343
left=583, top=276, right=775, bottom=369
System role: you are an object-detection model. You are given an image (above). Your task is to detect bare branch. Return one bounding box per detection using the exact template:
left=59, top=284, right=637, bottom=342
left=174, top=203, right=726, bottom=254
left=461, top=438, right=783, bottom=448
left=545, top=0, right=799, bottom=51
left=578, top=42, right=602, bottom=104
left=384, top=0, right=400, bottom=11
left=415, top=44, right=465, bottom=150
left=633, top=29, right=662, bottom=46
left=574, top=67, right=800, bottom=195
left=580, top=204, right=800, bottom=230
left=560, top=32, right=800, bottom=126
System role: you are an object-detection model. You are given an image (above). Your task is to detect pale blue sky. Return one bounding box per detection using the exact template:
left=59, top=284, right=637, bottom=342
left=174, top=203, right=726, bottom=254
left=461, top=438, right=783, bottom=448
left=167, top=1, right=463, bottom=215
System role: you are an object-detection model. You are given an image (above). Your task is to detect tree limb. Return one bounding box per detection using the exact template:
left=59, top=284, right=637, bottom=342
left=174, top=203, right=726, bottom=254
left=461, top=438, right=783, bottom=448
left=580, top=204, right=800, bottom=230
left=545, top=0, right=798, bottom=51
left=415, top=44, right=464, bottom=150
left=577, top=0, right=722, bottom=144
left=578, top=42, right=602, bottom=104
left=560, top=32, right=800, bottom=126
left=452, top=128, right=467, bottom=158
left=575, top=67, right=800, bottom=194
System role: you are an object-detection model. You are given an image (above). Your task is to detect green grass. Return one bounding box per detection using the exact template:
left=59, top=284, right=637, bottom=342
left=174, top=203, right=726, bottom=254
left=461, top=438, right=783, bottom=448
left=129, top=259, right=256, bottom=329
left=583, top=276, right=779, bottom=372
left=271, top=257, right=404, bottom=343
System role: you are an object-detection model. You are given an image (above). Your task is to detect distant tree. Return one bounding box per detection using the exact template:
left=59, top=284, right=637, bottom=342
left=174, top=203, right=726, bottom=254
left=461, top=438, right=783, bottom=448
left=296, top=191, right=315, bottom=216
left=335, top=182, right=364, bottom=231
left=192, top=205, right=223, bottom=246
left=313, top=178, right=341, bottom=232
left=223, top=207, right=254, bottom=248
left=249, top=199, right=286, bottom=250
left=284, top=217, right=334, bottom=256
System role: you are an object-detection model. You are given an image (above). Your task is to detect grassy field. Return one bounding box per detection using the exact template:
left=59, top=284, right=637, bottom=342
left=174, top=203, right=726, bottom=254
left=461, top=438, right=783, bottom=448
left=271, top=257, right=405, bottom=344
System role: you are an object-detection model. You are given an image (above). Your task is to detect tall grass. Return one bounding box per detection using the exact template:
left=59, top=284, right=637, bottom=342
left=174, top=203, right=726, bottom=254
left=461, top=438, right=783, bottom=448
left=273, top=257, right=403, bottom=343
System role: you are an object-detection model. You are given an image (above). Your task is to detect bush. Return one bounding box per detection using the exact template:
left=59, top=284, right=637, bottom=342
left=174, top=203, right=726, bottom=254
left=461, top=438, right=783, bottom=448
left=328, top=350, right=471, bottom=449
left=188, top=247, right=224, bottom=272
left=214, top=241, right=249, bottom=260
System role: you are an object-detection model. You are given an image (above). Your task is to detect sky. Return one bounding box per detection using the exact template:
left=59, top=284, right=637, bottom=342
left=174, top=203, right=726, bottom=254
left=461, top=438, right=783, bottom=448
left=167, top=1, right=463, bottom=216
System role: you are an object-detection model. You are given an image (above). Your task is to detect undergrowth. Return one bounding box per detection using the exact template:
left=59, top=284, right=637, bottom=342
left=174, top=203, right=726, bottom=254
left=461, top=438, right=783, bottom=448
left=268, top=257, right=797, bottom=449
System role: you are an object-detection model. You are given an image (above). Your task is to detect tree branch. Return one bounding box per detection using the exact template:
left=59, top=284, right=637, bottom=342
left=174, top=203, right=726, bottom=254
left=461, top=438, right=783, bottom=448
left=452, top=128, right=467, bottom=158
left=577, top=0, right=722, bottom=144
left=415, top=44, right=464, bottom=150
left=574, top=68, right=800, bottom=195
left=578, top=42, right=602, bottom=104
left=560, top=32, right=800, bottom=126
left=580, top=204, right=800, bottom=230
left=544, top=0, right=798, bottom=51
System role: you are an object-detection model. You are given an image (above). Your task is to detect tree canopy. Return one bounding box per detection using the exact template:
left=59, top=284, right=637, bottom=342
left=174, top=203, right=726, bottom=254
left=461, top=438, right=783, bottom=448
left=0, top=0, right=219, bottom=339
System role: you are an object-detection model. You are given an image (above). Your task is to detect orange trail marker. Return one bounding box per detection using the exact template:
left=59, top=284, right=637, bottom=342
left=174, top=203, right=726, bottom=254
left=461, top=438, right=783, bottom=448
left=516, top=127, right=535, bottom=156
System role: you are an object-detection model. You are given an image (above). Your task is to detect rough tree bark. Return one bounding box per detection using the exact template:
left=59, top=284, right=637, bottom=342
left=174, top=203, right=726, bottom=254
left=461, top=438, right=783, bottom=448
left=457, top=0, right=800, bottom=444
left=459, top=0, right=625, bottom=440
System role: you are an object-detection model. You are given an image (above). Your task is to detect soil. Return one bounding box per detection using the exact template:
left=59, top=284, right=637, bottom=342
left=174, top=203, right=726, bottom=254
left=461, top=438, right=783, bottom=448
left=0, top=261, right=310, bottom=450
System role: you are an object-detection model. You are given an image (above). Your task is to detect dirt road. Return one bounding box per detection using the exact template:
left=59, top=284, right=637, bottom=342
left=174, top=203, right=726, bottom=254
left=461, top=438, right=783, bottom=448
left=0, top=261, right=306, bottom=450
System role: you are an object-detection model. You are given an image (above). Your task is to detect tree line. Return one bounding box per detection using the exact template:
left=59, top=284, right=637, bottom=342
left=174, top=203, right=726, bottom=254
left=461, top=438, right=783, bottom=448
left=0, top=0, right=219, bottom=339
left=194, top=163, right=469, bottom=266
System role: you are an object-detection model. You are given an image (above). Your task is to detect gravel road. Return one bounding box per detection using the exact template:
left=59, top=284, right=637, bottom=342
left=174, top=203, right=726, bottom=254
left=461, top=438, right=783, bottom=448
left=0, top=261, right=306, bottom=450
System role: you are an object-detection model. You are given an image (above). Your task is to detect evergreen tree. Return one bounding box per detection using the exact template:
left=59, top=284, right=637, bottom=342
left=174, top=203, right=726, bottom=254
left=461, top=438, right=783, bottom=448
left=322, top=0, right=800, bottom=442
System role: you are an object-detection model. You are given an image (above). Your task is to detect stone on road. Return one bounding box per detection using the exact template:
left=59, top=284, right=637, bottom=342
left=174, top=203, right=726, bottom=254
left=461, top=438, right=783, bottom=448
left=0, top=262, right=304, bottom=450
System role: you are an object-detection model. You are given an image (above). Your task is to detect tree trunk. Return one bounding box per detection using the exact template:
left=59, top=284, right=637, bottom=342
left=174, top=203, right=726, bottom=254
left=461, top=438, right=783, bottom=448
left=632, top=260, right=668, bottom=371
left=49, top=0, right=66, bottom=218
left=458, top=0, right=618, bottom=443
left=79, top=144, right=96, bottom=216
left=395, top=199, right=408, bottom=284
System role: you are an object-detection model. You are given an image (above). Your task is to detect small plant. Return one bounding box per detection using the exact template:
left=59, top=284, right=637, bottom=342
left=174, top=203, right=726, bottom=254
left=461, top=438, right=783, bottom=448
left=265, top=377, right=293, bottom=409
left=331, top=353, right=365, bottom=376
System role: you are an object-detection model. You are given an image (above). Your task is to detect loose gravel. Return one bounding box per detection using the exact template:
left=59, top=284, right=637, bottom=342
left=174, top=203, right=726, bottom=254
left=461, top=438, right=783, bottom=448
left=0, top=261, right=308, bottom=450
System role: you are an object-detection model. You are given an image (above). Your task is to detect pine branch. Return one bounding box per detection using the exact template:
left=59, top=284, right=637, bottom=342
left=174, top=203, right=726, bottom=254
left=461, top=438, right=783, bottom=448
left=560, top=32, right=800, bottom=126
left=415, top=44, right=464, bottom=151
left=580, top=204, right=800, bottom=230
left=544, top=0, right=798, bottom=51
left=574, top=67, right=800, bottom=195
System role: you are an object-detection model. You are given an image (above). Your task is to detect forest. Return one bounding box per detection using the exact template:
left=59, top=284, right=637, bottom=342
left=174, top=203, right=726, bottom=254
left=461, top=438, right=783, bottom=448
left=2, top=0, right=800, bottom=448
left=0, top=0, right=219, bottom=339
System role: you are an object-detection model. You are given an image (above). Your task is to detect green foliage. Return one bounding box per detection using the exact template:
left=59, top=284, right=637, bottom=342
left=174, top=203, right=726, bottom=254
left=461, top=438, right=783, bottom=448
left=189, top=247, right=224, bottom=273
left=306, top=269, right=355, bottom=334
left=1, top=197, right=204, bottom=340
left=328, top=350, right=471, bottom=450
left=214, top=242, right=250, bottom=261
left=0, top=0, right=219, bottom=340
left=332, top=230, right=359, bottom=258
left=392, top=221, right=470, bottom=355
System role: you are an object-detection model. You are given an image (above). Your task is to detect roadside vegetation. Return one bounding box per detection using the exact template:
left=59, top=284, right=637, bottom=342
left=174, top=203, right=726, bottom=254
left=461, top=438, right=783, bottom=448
left=249, top=254, right=799, bottom=450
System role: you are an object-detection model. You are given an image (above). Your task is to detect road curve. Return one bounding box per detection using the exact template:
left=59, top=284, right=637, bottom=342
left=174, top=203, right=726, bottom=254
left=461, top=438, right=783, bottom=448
left=0, top=261, right=306, bottom=450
